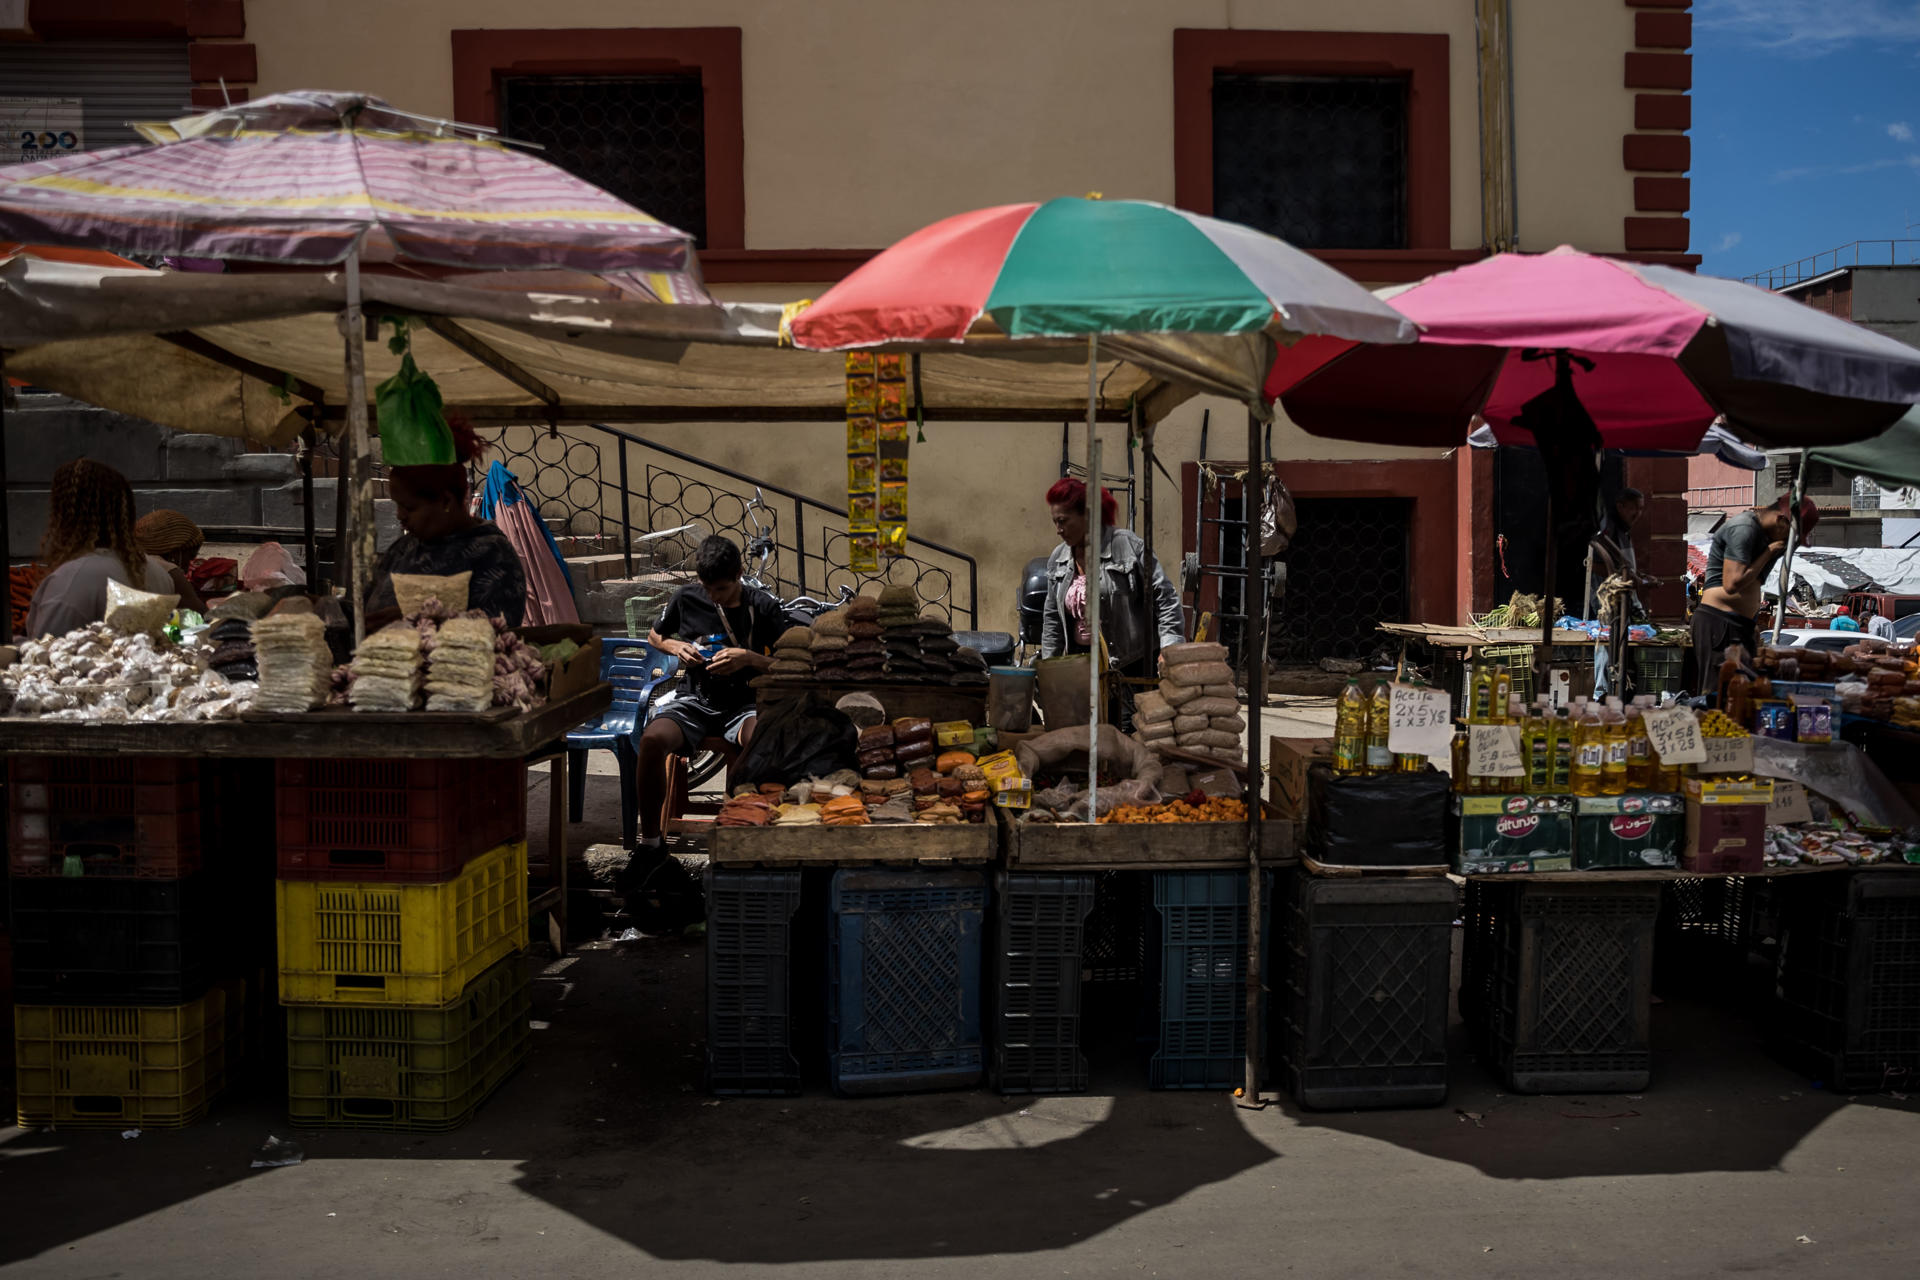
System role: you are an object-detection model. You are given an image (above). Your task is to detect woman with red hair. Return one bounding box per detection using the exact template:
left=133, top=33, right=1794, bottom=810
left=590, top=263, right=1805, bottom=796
left=1039, top=477, right=1184, bottom=674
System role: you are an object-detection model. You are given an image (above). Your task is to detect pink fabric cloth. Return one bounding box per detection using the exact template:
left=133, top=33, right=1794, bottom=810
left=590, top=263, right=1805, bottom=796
left=493, top=497, right=580, bottom=626
left=1065, top=571, right=1090, bottom=646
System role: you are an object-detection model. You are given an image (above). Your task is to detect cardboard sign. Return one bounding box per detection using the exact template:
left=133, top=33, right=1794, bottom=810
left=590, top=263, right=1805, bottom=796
left=1701, top=734, right=1756, bottom=775
left=1467, top=724, right=1526, bottom=777
left=1387, top=682, right=1453, bottom=756
left=1644, top=709, right=1706, bottom=765
left=1766, top=779, right=1815, bottom=826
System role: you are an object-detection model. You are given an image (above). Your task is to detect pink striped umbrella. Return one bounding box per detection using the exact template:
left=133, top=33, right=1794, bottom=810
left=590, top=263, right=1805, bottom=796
left=0, top=90, right=698, bottom=279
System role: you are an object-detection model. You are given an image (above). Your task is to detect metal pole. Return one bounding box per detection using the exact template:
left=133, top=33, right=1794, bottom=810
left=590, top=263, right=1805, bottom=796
left=792, top=494, right=807, bottom=599
left=300, top=422, right=318, bottom=592
left=343, top=252, right=373, bottom=649
left=618, top=441, right=634, bottom=578
left=1085, top=334, right=1102, bottom=820
left=1772, top=450, right=1808, bottom=637
left=332, top=417, right=349, bottom=603
left=0, top=348, right=11, bottom=645
left=1242, top=406, right=1267, bottom=1107
left=1141, top=414, right=1161, bottom=667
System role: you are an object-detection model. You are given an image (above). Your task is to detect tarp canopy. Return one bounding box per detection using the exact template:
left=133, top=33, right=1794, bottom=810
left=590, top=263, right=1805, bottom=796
left=1808, top=406, right=1920, bottom=492
left=0, top=254, right=1191, bottom=447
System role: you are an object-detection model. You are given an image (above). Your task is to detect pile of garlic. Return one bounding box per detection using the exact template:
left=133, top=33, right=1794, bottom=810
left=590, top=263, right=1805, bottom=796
left=0, top=623, right=254, bottom=722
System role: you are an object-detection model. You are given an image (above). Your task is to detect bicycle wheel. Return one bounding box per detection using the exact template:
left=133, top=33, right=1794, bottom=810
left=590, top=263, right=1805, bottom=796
left=685, top=749, right=728, bottom=791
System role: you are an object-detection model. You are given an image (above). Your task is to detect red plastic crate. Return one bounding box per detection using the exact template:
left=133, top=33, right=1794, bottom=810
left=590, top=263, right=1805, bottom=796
left=7, top=756, right=203, bottom=878
left=275, top=758, right=528, bottom=881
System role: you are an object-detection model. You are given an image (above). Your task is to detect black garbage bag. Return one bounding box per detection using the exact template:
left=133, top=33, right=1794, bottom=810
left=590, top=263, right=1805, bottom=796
left=1305, top=762, right=1453, bottom=867
left=619, top=849, right=705, bottom=935
left=728, top=694, right=859, bottom=788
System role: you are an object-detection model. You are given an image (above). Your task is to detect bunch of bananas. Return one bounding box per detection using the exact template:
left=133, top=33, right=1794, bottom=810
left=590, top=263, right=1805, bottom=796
left=1697, top=709, right=1748, bottom=738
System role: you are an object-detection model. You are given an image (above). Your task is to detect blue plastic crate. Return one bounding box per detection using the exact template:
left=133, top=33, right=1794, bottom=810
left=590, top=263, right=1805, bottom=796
left=828, top=869, right=986, bottom=1097
left=992, top=872, right=1095, bottom=1095
left=1150, top=870, right=1270, bottom=1090
left=705, top=869, right=804, bottom=1096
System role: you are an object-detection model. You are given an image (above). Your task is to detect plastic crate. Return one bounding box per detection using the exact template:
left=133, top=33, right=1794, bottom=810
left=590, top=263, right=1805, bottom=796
left=1656, top=876, right=1759, bottom=996
left=275, top=757, right=528, bottom=882
left=9, top=873, right=220, bottom=1004
left=1768, top=871, right=1920, bottom=1093
left=706, top=869, right=804, bottom=1096
left=827, top=868, right=986, bottom=1097
left=1278, top=868, right=1455, bottom=1110
left=1629, top=645, right=1687, bottom=695
left=285, top=951, right=530, bottom=1130
left=7, top=755, right=203, bottom=878
left=1082, top=871, right=1153, bottom=985
left=276, top=840, right=528, bottom=1006
left=1468, top=880, right=1660, bottom=1093
left=14, top=987, right=227, bottom=1129
left=992, top=872, right=1095, bottom=1095
left=1150, top=870, right=1270, bottom=1091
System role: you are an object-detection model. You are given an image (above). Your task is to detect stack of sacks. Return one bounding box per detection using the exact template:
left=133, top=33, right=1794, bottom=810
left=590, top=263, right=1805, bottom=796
left=348, top=622, right=424, bottom=711
left=876, top=584, right=918, bottom=629
left=205, top=618, right=257, bottom=684
left=424, top=615, right=495, bottom=711
left=856, top=724, right=897, bottom=778
left=892, top=716, right=935, bottom=773
left=771, top=803, right=822, bottom=827
left=820, top=794, right=870, bottom=826
left=768, top=626, right=814, bottom=682
left=914, top=613, right=957, bottom=678
left=1132, top=687, right=1177, bottom=749
left=252, top=612, right=332, bottom=712
left=951, top=645, right=989, bottom=686
left=810, top=609, right=851, bottom=681
left=877, top=585, right=923, bottom=681
left=915, top=799, right=964, bottom=825
left=1158, top=641, right=1245, bottom=763
left=717, top=794, right=774, bottom=827
left=867, top=790, right=917, bottom=823
left=843, top=596, right=886, bottom=681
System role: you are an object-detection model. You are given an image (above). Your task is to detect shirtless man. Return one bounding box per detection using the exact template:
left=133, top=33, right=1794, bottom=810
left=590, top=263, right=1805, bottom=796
left=1692, top=498, right=1799, bottom=684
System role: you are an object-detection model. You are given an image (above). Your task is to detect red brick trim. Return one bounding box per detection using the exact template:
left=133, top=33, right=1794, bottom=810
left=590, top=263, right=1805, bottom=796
left=1624, top=133, right=1690, bottom=172
left=188, top=41, right=254, bottom=83
left=1611, top=250, right=1703, bottom=268
left=1624, top=216, right=1691, bottom=251
left=26, top=1, right=186, bottom=38
left=1626, top=0, right=1690, bottom=7
left=1634, top=93, right=1691, bottom=130
left=1172, top=29, right=1451, bottom=252
left=186, top=0, right=243, bottom=38
left=1634, top=11, right=1691, bottom=47
left=451, top=28, right=746, bottom=252
left=1625, top=51, right=1692, bottom=89
left=1634, top=177, right=1690, bottom=211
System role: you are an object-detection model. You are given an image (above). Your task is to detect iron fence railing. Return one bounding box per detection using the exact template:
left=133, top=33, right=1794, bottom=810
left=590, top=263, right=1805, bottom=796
left=1742, top=239, right=1920, bottom=290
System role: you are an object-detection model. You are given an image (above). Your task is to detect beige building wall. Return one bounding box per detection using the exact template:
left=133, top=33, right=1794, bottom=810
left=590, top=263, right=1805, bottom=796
left=245, top=0, right=1644, bottom=633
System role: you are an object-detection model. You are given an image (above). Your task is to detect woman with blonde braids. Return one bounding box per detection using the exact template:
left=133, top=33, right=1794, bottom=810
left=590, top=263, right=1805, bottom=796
left=23, top=459, right=174, bottom=639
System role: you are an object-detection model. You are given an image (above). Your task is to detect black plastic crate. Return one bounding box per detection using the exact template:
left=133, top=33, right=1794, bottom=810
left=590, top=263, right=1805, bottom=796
left=9, top=873, right=220, bottom=1004
left=1082, top=871, right=1152, bottom=985
left=1768, top=871, right=1920, bottom=1093
left=705, top=869, right=804, bottom=1096
left=1278, top=868, right=1455, bottom=1110
left=1150, top=870, right=1270, bottom=1090
left=992, top=872, right=1095, bottom=1095
left=1468, top=880, right=1660, bottom=1094
left=1655, top=876, right=1760, bottom=997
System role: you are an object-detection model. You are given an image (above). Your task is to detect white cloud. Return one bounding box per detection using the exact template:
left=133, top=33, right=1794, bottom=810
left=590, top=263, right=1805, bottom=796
left=1772, top=154, right=1920, bottom=181
left=1697, top=0, right=1920, bottom=56
left=1715, top=231, right=1744, bottom=252
left=1890, top=122, right=1916, bottom=141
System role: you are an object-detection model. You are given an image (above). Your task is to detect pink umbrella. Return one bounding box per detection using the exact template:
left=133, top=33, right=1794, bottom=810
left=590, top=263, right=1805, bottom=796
left=1266, top=246, right=1920, bottom=451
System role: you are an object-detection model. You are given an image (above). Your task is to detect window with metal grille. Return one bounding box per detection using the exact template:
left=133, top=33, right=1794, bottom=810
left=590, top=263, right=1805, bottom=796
left=1211, top=73, right=1409, bottom=250
left=1271, top=498, right=1412, bottom=663
left=499, top=74, right=708, bottom=248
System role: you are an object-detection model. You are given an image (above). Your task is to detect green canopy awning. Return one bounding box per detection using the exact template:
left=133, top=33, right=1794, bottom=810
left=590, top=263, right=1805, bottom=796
left=1809, top=406, right=1920, bottom=491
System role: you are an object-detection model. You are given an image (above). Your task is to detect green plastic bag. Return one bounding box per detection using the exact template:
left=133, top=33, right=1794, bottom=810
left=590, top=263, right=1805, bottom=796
left=374, top=352, right=454, bottom=466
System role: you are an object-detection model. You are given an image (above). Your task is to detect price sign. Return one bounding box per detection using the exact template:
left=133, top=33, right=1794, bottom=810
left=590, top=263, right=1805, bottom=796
left=1386, top=682, right=1453, bottom=756
left=1767, top=779, right=1815, bottom=825
left=1701, top=735, right=1755, bottom=774
left=1643, top=709, right=1706, bottom=765
left=1467, top=724, right=1526, bottom=777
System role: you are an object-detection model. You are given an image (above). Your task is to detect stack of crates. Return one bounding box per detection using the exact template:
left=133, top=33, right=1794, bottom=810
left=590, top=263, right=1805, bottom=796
left=1767, top=871, right=1920, bottom=1093
left=275, top=758, right=531, bottom=1130
left=1149, top=870, right=1269, bottom=1090
left=8, top=756, right=232, bottom=1129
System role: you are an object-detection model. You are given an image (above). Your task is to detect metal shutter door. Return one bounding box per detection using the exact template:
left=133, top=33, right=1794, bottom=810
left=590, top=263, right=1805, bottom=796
left=0, top=39, right=191, bottom=155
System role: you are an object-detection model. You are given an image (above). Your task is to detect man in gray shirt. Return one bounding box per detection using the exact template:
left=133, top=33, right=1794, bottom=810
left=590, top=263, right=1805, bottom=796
left=1691, top=498, right=1799, bottom=685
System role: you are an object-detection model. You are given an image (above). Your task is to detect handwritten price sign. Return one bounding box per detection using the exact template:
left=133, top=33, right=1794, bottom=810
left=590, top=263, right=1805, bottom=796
left=1387, top=682, right=1453, bottom=756
left=1701, top=735, right=1754, bottom=774
left=1643, top=709, right=1706, bottom=765
left=1468, top=724, right=1526, bottom=777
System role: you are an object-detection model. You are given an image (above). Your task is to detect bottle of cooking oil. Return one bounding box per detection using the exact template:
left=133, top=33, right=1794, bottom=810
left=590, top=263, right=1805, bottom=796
left=1450, top=722, right=1471, bottom=793
left=1601, top=697, right=1629, bottom=796
left=1491, top=667, right=1513, bottom=722
left=1525, top=703, right=1552, bottom=793
left=1471, top=663, right=1495, bottom=723
left=1364, top=680, right=1394, bottom=776
left=1626, top=698, right=1654, bottom=790
left=1572, top=702, right=1606, bottom=797
left=1334, top=678, right=1366, bottom=776
left=1551, top=707, right=1575, bottom=792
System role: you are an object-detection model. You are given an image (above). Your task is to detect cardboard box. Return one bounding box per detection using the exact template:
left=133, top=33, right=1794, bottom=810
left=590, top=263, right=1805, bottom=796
left=519, top=623, right=599, bottom=703
left=1682, top=776, right=1775, bottom=805
left=1452, top=794, right=1576, bottom=875
left=1268, top=737, right=1333, bottom=819
left=1574, top=793, right=1684, bottom=870
left=1683, top=799, right=1766, bottom=873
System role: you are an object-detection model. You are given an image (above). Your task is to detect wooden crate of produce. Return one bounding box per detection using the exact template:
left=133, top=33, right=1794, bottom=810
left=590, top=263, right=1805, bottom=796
left=707, top=820, right=997, bottom=868
left=1003, top=808, right=1298, bottom=870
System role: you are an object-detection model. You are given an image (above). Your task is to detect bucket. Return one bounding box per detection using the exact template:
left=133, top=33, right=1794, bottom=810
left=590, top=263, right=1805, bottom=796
left=1034, top=656, right=1098, bottom=730
left=987, top=666, right=1037, bottom=733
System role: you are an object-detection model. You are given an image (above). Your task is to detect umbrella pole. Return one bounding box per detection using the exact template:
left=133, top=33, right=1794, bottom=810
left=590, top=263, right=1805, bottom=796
left=1085, top=334, right=1101, bottom=820
left=300, top=422, right=318, bottom=592
left=1772, top=449, right=1807, bottom=638
left=0, top=349, right=10, bottom=646
left=343, top=253, right=373, bottom=649
left=1242, top=406, right=1267, bottom=1108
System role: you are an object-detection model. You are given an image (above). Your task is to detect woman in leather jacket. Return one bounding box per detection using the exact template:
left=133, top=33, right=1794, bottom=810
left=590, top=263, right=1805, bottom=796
left=1038, top=477, right=1184, bottom=672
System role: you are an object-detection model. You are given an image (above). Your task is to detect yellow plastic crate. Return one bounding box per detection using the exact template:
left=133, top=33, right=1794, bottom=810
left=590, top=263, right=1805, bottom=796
left=276, top=840, right=527, bottom=1006
left=15, top=988, right=227, bottom=1130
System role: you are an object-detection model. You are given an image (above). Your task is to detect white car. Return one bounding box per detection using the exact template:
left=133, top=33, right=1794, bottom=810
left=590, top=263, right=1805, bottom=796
left=1759, top=627, right=1871, bottom=653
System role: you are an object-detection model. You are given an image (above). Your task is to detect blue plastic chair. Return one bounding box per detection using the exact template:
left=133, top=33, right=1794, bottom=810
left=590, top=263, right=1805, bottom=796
left=566, top=637, right=679, bottom=849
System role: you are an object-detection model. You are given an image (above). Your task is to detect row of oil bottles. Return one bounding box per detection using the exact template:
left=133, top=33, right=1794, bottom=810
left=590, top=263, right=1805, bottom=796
left=1331, top=665, right=1683, bottom=796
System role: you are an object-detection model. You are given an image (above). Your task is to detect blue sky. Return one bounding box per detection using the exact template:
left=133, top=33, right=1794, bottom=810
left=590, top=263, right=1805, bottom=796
left=1692, top=0, right=1920, bottom=282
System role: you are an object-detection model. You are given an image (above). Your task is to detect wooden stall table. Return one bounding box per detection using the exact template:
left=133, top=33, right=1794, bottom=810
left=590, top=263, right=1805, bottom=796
left=707, top=817, right=997, bottom=869
left=0, top=682, right=613, bottom=956
left=1000, top=807, right=1298, bottom=871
